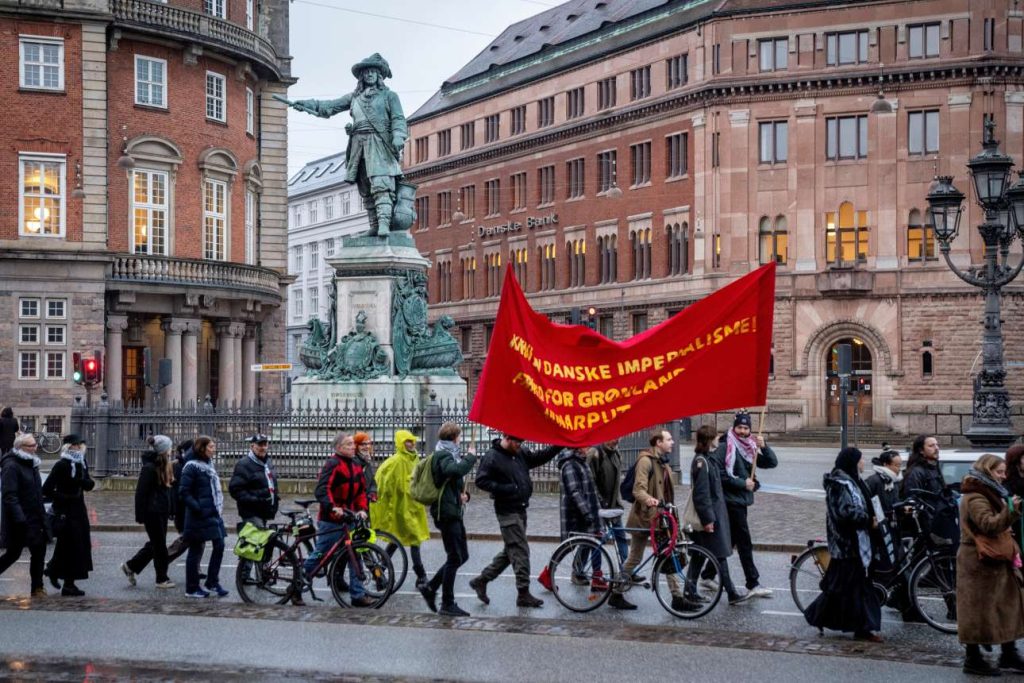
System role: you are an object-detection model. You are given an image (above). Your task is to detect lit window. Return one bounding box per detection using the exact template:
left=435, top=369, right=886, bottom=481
left=19, top=154, right=65, bottom=237
left=132, top=170, right=168, bottom=255
left=825, top=202, right=869, bottom=265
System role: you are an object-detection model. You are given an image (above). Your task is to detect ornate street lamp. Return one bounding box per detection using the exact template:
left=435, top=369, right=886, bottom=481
left=926, top=120, right=1024, bottom=448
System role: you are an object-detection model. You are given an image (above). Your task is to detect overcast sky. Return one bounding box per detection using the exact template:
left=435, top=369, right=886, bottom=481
left=284, top=0, right=554, bottom=177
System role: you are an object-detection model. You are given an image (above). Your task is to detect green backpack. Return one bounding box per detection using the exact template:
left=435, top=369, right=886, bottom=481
left=233, top=522, right=274, bottom=562
left=409, top=453, right=446, bottom=506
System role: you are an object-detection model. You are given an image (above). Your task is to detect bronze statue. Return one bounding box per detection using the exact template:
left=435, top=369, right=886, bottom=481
left=275, top=53, right=414, bottom=236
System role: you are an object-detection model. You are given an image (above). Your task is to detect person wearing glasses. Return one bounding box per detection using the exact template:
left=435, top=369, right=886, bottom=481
left=0, top=433, right=48, bottom=596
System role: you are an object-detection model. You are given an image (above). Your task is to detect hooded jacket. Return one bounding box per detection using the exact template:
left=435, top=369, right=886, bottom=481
left=822, top=468, right=873, bottom=568
left=369, top=430, right=430, bottom=546
left=475, top=438, right=561, bottom=516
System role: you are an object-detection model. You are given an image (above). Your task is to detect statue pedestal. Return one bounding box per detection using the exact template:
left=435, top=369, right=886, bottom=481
left=291, top=374, right=467, bottom=409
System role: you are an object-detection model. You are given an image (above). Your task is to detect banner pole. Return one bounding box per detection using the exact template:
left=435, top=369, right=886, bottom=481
left=751, top=404, right=768, bottom=479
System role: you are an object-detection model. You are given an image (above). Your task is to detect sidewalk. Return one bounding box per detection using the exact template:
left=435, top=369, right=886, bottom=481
left=84, top=486, right=824, bottom=552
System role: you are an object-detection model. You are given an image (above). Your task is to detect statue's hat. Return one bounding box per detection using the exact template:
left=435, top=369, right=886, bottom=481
left=352, top=53, right=392, bottom=79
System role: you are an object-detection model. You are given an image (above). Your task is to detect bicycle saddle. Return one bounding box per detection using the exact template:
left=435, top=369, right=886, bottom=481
left=599, top=508, right=624, bottom=519
left=293, top=499, right=317, bottom=508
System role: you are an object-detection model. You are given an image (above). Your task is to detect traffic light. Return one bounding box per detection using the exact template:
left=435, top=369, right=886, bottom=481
left=72, top=352, right=83, bottom=385
left=83, top=354, right=101, bottom=385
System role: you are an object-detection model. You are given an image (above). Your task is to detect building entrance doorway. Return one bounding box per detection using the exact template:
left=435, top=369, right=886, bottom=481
left=826, top=338, right=873, bottom=426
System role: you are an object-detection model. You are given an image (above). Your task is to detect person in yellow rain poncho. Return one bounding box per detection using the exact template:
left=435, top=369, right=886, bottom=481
left=370, top=430, right=430, bottom=588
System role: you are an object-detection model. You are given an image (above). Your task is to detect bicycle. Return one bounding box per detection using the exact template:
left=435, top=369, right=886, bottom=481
left=546, top=503, right=724, bottom=619
left=32, top=431, right=61, bottom=456
left=235, top=504, right=395, bottom=608
left=789, top=490, right=958, bottom=634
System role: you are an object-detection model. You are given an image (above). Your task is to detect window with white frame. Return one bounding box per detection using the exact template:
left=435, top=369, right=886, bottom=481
left=203, top=179, right=227, bottom=260
left=20, top=154, right=65, bottom=237
left=206, top=72, right=226, bottom=122
left=19, top=351, right=39, bottom=380
left=246, top=0, right=254, bottom=29
left=17, top=297, right=66, bottom=380
left=131, top=170, right=168, bottom=254
left=245, top=189, right=256, bottom=265
left=246, top=87, right=255, bottom=135
left=323, top=195, right=334, bottom=220
left=204, top=0, right=225, bottom=18
left=308, top=199, right=318, bottom=224
left=293, top=245, right=303, bottom=272
left=292, top=288, right=303, bottom=319
left=46, top=299, right=65, bottom=319
left=20, top=37, right=63, bottom=90
left=135, top=56, right=167, bottom=107
left=46, top=324, right=65, bottom=345
left=309, top=240, right=320, bottom=271
left=341, top=192, right=351, bottom=215
left=20, top=324, right=39, bottom=344
left=325, top=238, right=335, bottom=257
left=21, top=298, right=39, bottom=318
left=45, top=351, right=65, bottom=380
left=309, top=287, right=319, bottom=316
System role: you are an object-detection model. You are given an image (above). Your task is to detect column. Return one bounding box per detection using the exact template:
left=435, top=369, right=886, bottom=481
left=231, top=322, right=246, bottom=406
left=216, top=322, right=237, bottom=408
left=242, top=324, right=257, bottom=405
left=161, top=318, right=185, bottom=405
left=104, top=315, right=128, bottom=403
left=181, top=319, right=201, bottom=407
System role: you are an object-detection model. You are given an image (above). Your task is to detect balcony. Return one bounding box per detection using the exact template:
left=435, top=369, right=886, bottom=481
left=816, top=268, right=874, bottom=297
left=109, top=0, right=285, bottom=78
left=109, top=254, right=283, bottom=300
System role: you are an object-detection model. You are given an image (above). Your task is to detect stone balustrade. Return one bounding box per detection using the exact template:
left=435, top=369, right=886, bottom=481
left=109, top=254, right=282, bottom=299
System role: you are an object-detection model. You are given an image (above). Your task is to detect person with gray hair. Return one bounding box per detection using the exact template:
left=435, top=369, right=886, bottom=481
left=0, top=432, right=47, bottom=596
left=121, top=435, right=177, bottom=589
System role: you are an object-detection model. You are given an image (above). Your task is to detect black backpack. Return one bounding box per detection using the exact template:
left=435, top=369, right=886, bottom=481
left=620, top=455, right=653, bottom=503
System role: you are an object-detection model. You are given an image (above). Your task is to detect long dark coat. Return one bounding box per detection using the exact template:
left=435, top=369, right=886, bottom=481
left=688, top=451, right=732, bottom=559
left=0, top=451, right=47, bottom=548
left=42, top=457, right=95, bottom=580
left=179, top=460, right=227, bottom=542
left=0, top=417, right=19, bottom=455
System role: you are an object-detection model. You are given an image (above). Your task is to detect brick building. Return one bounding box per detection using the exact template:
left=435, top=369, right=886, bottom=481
left=405, top=0, right=1024, bottom=440
left=1, top=0, right=294, bottom=429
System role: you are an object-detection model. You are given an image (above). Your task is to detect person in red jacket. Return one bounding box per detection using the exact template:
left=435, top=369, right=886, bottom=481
left=304, top=432, right=372, bottom=607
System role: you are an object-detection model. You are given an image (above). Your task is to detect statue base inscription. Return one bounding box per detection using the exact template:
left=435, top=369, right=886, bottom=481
left=291, top=374, right=467, bottom=409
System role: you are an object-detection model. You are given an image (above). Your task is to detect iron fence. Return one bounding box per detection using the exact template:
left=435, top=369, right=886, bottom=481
left=72, top=398, right=690, bottom=480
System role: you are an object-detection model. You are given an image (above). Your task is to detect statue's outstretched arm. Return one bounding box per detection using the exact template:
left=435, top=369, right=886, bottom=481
left=273, top=94, right=352, bottom=119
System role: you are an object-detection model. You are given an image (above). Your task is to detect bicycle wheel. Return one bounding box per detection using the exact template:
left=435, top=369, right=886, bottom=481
left=653, top=545, right=722, bottom=619
left=549, top=537, right=614, bottom=613
left=38, top=432, right=61, bottom=456
left=790, top=545, right=830, bottom=614
left=329, top=542, right=395, bottom=609
left=909, top=552, right=957, bottom=634
left=374, top=529, right=409, bottom=595
left=236, top=537, right=301, bottom=605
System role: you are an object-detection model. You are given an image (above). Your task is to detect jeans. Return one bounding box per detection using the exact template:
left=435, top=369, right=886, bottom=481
left=0, top=527, right=45, bottom=591
left=479, top=511, right=531, bottom=590
left=185, top=535, right=224, bottom=593
left=608, top=518, right=629, bottom=563
left=126, top=515, right=170, bottom=583
left=727, top=504, right=760, bottom=589
left=303, top=520, right=364, bottom=600
left=428, top=518, right=469, bottom=607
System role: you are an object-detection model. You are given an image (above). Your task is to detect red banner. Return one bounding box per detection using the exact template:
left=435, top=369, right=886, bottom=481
left=469, top=262, right=776, bottom=446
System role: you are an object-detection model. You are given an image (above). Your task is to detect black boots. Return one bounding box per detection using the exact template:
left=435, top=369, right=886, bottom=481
left=964, top=644, right=1002, bottom=677
left=999, top=642, right=1024, bottom=674
left=469, top=577, right=490, bottom=605
left=516, top=588, right=543, bottom=608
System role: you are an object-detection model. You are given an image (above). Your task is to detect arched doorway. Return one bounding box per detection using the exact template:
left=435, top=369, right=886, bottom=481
left=825, top=338, right=873, bottom=426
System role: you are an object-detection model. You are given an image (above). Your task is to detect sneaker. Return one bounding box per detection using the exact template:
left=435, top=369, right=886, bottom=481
left=438, top=603, right=470, bottom=617
left=699, top=578, right=717, bottom=591
left=121, top=563, right=137, bottom=587
left=186, top=588, right=210, bottom=599
left=608, top=593, right=637, bottom=610
left=590, top=570, right=609, bottom=592
left=469, top=577, right=490, bottom=605
left=419, top=585, right=438, bottom=613
left=570, top=572, right=589, bottom=586
left=155, top=580, right=176, bottom=589
left=205, top=584, right=229, bottom=598
left=728, top=589, right=753, bottom=605
left=748, top=586, right=773, bottom=598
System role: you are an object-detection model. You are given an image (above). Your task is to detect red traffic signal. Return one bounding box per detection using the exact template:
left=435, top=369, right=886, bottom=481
left=83, top=354, right=102, bottom=385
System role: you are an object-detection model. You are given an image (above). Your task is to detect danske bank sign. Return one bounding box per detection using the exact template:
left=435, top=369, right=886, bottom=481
left=477, top=213, right=558, bottom=238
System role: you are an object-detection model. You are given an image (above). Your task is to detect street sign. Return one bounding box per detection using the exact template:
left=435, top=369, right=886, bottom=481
left=251, top=363, right=293, bottom=372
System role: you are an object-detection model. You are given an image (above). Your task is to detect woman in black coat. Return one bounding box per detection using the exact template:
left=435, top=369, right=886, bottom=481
left=122, top=435, right=176, bottom=588
left=179, top=435, right=228, bottom=598
left=0, top=406, right=19, bottom=456
left=0, top=433, right=48, bottom=596
left=686, top=425, right=749, bottom=605
left=41, top=434, right=95, bottom=596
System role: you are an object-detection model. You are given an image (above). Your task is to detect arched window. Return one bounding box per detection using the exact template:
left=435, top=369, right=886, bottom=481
left=758, top=216, right=772, bottom=265
left=922, top=350, right=933, bottom=377
left=758, top=215, right=788, bottom=265
left=825, top=201, right=869, bottom=265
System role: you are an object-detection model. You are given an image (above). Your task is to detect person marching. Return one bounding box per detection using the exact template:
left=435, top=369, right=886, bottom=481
left=713, top=411, right=777, bottom=597
left=370, top=430, right=430, bottom=590
left=587, top=438, right=629, bottom=564
left=42, top=434, right=95, bottom=597
left=0, top=433, right=48, bottom=596
left=179, top=436, right=229, bottom=598
left=121, top=434, right=176, bottom=589
left=228, top=434, right=280, bottom=529
left=354, top=432, right=379, bottom=505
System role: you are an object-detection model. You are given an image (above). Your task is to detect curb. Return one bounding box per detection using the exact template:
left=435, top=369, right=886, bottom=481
left=90, top=524, right=808, bottom=554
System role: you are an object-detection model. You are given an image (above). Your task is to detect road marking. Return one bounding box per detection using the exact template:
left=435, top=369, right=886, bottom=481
left=761, top=609, right=933, bottom=626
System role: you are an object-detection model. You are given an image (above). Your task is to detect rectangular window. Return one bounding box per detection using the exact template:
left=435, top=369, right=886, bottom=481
left=292, top=288, right=303, bottom=319
left=630, top=66, right=651, bottom=100
left=459, top=184, right=475, bottom=219
left=712, top=44, right=721, bottom=75
left=309, top=287, right=319, bottom=316
left=246, top=0, right=254, bottom=29
left=20, top=154, right=65, bottom=237
left=293, top=245, right=303, bottom=272
left=415, top=196, right=429, bottom=229
left=205, top=72, right=226, bottom=122
left=666, top=53, right=688, bottom=89
left=759, top=37, right=788, bottom=71
left=666, top=132, right=688, bottom=177
left=984, top=17, right=995, bottom=51
left=245, top=189, right=256, bottom=265
left=204, top=0, right=225, bottom=18
left=308, top=199, right=318, bottom=224
left=825, top=208, right=870, bottom=264
left=437, top=191, right=452, bottom=225
left=711, top=132, right=720, bottom=168
left=309, top=241, right=319, bottom=270
left=631, top=312, right=648, bottom=336
left=460, top=122, right=475, bottom=150
left=132, top=169, right=168, bottom=255
left=598, top=76, right=616, bottom=110
left=510, top=105, right=526, bottom=135
left=19, top=351, right=39, bottom=380
left=20, top=325, right=39, bottom=344
left=826, top=115, right=868, bottom=160
left=566, top=87, right=585, bottom=119
left=341, top=192, right=351, bottom=215
left=246, top=87, right=255, bottom=134
left=135, top=56, right=167, bottom=107
left=324, top=195, right=334, bottom=220
left=20, top=299, right=40, bottom=318
left=203, top=178, right=227, bottom=260
left=598, top=150, right=617, bottom=193
left=45, top=351, right=64, bottom=379
left=909, top=23, right=940, bottom=58
left=510, top=172, right=527, bottom=210
left=538, top=165, right=555, bottom=205
left=415, top=137, right=429, bottom=163
left=630, top=142, right=651, bottom=186
left=47, top=299, right=65, bottom=319
left=485, top=114, right=500, bottom=143
left=826, top=30, right=869, bottom=65
left=485, top=179, right=501, bottom=216
left=567, top=158, right=584, bottom=199
left=908, top=110, right=940, bottom=155
left=19, top=37, right=63, bottom=90
left=437, top=129, right=451, bottom=157
left=537, top=96, right=555, bottom=128
left=908, top=215, right=937, bottom=262
left=759, top=121, right=788, bottom=163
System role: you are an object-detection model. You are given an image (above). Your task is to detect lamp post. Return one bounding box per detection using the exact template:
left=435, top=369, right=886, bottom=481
left=926, top=121, right=1024, bottom=448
